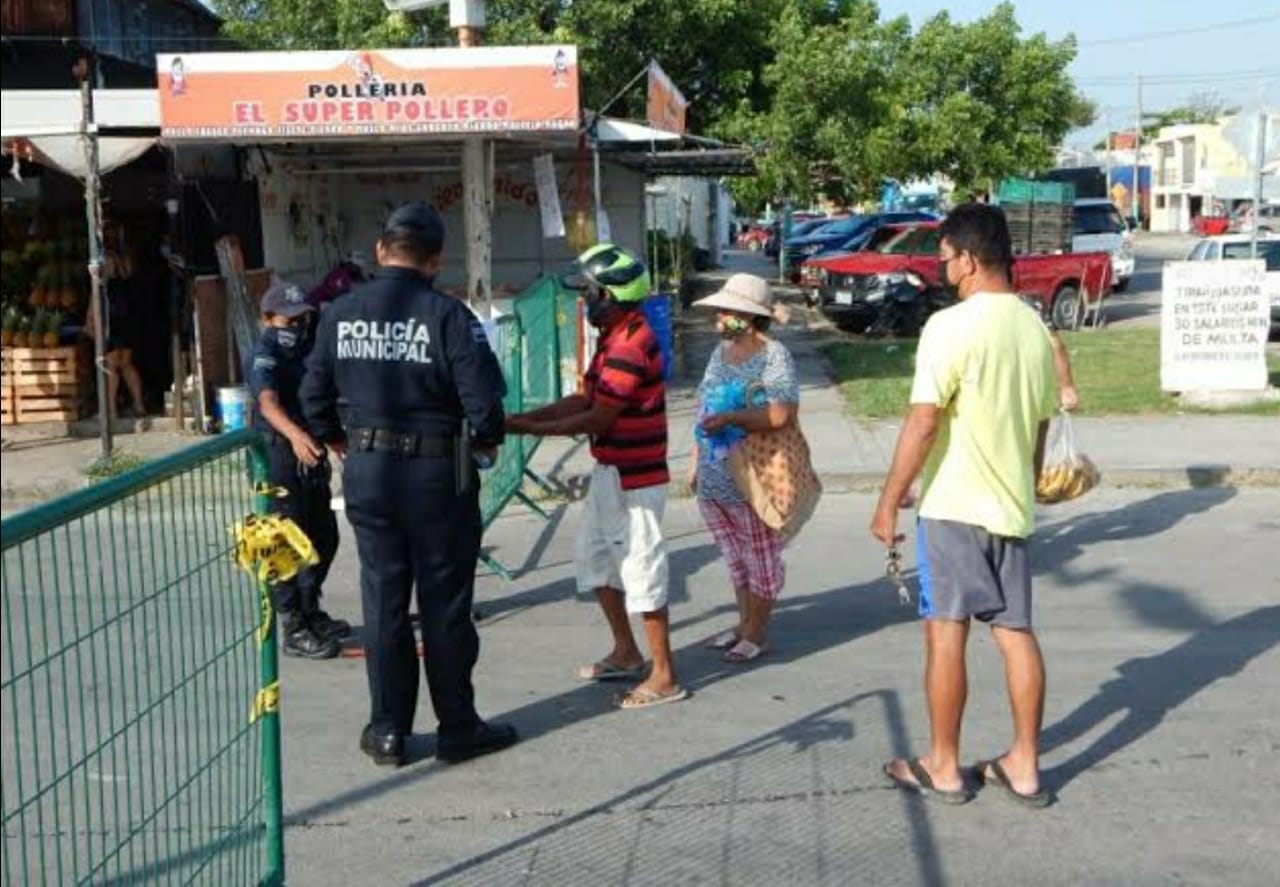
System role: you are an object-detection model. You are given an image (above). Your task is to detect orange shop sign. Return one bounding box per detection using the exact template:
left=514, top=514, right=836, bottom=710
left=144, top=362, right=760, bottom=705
left=156, top=46, right=580, bottom=140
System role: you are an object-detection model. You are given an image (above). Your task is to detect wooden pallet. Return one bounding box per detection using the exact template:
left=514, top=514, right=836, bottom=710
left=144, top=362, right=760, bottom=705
left=1, top=345, right=91, bottom=425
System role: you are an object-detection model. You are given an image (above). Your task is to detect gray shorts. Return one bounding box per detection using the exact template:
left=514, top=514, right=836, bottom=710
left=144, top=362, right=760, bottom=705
left=916, top=518, right=1033, bottom=629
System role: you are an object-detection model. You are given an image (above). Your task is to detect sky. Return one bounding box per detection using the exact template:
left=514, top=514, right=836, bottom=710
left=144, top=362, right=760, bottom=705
left=873, top=0, right=1280, bottom=149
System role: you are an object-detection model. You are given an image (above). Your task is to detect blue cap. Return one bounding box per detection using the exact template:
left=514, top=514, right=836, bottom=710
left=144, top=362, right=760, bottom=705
left=260, top=280, right=313, bottom=318
left=383, top=202, right=445, bottom=252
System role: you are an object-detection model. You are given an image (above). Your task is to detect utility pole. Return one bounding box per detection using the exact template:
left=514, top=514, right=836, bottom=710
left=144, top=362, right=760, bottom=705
left=76, top=55, right=112, bottom=460
left=455, top=2, right=491, bottom=317
left=1104, top=112, right=1113, bottom=196
left=1251, top=111, right=1268, bottom=260
left=1132, top=74, right=1143, bottom=229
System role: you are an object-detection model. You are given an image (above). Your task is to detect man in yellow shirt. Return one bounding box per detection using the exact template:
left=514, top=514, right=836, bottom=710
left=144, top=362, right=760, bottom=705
left=872, top=203, right=1059, bottom=808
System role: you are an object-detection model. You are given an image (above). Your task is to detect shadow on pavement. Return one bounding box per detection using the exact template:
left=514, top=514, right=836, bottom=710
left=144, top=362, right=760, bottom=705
left=1033, top=487, right=1237, bottom=577
left=410, top=690, right=944, bottom=887
left=280, top=578, right=915, bottom=828
left=1041, top=605, right=1280, bottom=793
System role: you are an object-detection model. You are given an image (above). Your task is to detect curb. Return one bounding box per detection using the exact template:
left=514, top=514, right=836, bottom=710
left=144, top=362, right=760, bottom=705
left=5, top=466, right=1278, bottom=515
left=508, top=465, right=1280, bottom=508
left=798, top=467, right=1280, bottom=497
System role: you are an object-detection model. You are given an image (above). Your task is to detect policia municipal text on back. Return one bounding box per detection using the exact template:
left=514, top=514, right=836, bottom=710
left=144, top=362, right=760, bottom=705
left=300, top=203, right=518, bottom=767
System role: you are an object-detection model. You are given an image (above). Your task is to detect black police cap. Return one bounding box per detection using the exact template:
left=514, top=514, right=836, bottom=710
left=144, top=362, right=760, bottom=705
left=382, top=202, right=445, bottom=252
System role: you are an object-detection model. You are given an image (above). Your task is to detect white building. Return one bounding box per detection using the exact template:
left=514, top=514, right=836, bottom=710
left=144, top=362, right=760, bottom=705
left=1149, top=114, right=1280, bottom=233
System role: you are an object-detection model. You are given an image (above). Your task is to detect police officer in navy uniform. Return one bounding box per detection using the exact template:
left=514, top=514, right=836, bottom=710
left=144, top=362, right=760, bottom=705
left=248, top=281, right=350, bottom=660
left=300, top=203, right=518, bottom=767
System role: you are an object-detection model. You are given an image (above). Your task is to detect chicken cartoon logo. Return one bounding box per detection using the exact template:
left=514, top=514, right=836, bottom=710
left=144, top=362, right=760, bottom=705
left=169, top=57, right=187, bottom=96
left=552, top=49, right=569, bottom=89
left=347, top=52, right=387, bottom=99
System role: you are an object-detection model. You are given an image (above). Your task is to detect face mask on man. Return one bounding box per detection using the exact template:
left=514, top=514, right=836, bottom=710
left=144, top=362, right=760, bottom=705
left=585, top=290, right=614, bottom=328
left=265, top=322, right=308, bottom=357
left=937, top=257, right=961, bottom=299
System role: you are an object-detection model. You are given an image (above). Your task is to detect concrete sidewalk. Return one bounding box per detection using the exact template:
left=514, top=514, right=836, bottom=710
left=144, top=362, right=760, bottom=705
left=3, top=265, right=1277, bottom=511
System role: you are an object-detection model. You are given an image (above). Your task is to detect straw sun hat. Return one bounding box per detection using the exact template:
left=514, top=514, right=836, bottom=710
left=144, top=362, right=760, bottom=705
left=693, top=273, right=790, bottom=324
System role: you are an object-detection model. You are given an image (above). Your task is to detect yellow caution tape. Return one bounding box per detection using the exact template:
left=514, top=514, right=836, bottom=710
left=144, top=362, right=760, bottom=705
left=256, top=588, right=274, bottom=647
left=231, top=513, right=319, bottom=587
left=249, top=680, right=280, bottom=723
left=253, top=482, right=290, bottom=499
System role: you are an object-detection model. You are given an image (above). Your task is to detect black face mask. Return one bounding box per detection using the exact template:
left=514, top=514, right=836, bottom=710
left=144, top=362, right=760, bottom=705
left=585, top=292, right=614, bottom=328
left=265, top=324, right=307, bottom=358
left=937, top=258, right=960, bottom=298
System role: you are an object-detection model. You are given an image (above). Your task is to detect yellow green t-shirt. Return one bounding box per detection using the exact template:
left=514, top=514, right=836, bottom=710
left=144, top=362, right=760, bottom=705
left=910, top=291, right=1058, bottom=538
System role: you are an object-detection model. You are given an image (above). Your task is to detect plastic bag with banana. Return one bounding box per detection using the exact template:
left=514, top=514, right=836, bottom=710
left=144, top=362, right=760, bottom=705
left=1036, top=411, right=1100, bottom=505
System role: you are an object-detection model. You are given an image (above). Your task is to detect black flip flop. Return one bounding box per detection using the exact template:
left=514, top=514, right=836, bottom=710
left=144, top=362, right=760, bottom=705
left=975, top=759, right=1053, bottom=809
left=883, top=757, right=974, bottom=805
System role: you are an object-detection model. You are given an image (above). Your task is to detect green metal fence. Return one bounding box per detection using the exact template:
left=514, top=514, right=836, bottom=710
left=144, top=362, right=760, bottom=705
left=478, top=313, right=555, bottom=580
left=1, top=430, right=284, bottom=886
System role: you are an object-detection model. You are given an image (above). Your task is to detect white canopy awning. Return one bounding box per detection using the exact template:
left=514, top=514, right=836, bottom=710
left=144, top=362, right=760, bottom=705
left=21, top=135, right=157, bottom=179
left=594, top=116, right=682, bottom=145
left=1, top=89, right=160, bottom=137
left=2, top=90, right=160, bottom=178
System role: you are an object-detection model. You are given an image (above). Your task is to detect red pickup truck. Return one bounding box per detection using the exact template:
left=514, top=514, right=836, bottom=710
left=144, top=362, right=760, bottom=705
left=803, top=223, right=1113, bottom=332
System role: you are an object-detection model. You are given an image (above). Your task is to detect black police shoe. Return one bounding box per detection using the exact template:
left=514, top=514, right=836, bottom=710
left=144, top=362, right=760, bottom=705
left=436, top=721, right=519, bottom=764
left=310, top=609, right=352, bottom=640
left=360, top=724, right=407, bottom=767
left=282, top=618, right=341, bottom=660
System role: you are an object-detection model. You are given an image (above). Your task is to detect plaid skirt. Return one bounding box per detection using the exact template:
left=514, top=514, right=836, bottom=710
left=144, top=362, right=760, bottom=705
left=698, top=498, right=786, bottom=601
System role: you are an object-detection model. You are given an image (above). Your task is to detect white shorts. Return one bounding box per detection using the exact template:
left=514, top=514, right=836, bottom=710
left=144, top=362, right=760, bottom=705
left=575, top=464, right=669, bottom=614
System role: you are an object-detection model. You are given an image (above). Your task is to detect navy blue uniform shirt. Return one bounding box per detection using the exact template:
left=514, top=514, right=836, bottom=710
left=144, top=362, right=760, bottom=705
left=247, top=327, right=308, bottom=429
left=300, top=265, right=506, bottom=445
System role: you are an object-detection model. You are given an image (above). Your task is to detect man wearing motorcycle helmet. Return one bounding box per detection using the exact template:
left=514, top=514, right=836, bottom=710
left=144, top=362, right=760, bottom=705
left=507, top=244, right=687, bottom=710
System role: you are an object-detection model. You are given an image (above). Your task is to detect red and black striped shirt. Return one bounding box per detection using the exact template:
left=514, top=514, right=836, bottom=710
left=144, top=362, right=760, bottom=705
left=584, top=313, right=669, bottom=490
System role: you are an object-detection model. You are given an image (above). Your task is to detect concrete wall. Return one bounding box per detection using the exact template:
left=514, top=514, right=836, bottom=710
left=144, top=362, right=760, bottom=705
left=648, top=176, right=731, bottom=260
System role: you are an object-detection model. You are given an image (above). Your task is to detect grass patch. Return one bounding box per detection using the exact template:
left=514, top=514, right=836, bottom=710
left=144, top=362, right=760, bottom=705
left=83, top=450, right=148, bottom=481
left=823, top=327, right=1280, bottom=418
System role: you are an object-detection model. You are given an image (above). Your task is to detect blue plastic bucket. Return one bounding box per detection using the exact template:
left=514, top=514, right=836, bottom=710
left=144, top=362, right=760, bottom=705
left=216, top=385, right=252, bottom=433
left=642, top=294, right=674, bottom=381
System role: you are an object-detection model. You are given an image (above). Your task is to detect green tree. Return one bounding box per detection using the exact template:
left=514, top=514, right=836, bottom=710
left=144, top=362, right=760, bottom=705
left=215, top=1, right=1090, bottom=209
left=215, top=0, right=446, bottom=51
left=216, top=0, right=787, bottom=134
left=889, top=4, right=1086, bottom=195
left=724, top=2, right=1087, bottom=206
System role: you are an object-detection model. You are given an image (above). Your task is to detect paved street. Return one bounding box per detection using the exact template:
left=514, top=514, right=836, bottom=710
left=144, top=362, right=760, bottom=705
left=278, top=486, right=1280, bottom=886
left=1102, top=232, right=1198, bottom=329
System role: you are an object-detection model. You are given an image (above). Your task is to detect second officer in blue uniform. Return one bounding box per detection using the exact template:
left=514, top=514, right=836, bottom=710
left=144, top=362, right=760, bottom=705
left=300, top=203, right=517, bottom=767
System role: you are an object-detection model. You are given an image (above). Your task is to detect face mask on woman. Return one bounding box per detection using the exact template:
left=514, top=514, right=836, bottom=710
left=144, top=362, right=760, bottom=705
left=718, top=314, right=752, bottom=340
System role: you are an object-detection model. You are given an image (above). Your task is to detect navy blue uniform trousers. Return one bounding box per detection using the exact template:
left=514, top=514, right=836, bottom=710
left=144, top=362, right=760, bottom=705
left=343, top=450, right=483, bottom=737
left=265, top=437, right=339, bottom=615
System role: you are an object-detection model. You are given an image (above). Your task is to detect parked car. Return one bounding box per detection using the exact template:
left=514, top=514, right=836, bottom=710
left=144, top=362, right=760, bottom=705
left=765, top=216, right=842, bottom=258
left=1232, top=203, right=1279, bottom=235
left=798, top=221, right=925, bottom=291
left=810, top=223, right=1113, bottom=333
left=736, top=220, right=775, bottom=251
left=1182, top=234, right=1280, bottom=335
left=1192, top=210, right=1232, bottom=236
left=784, top=211, right=936, bottom=277
left=1072, top=198, right=1134, bottom=292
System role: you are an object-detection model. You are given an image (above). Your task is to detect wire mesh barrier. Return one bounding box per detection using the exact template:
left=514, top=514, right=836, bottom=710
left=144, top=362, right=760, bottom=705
left=1, top=430, right=284, bottom=887
left=512, top=274, right=573, bottom=414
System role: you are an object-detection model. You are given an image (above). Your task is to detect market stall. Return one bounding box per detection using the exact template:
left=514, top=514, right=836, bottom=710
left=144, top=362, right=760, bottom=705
left=1, top=88, right=161, bottom=427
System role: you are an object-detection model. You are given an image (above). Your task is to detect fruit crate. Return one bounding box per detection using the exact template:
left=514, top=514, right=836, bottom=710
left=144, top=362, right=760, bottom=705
left=0, top=344, right=92, bottom=424
left=0, top=351, right=12, bottom=424
left=997, top=178, right=1076, bottom=205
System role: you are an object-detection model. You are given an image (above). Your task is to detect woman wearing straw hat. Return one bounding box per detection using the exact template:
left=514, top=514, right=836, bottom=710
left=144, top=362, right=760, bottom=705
left=689, top=274, right=799, bottom=663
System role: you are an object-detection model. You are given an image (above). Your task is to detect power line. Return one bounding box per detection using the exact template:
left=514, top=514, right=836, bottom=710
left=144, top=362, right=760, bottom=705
left=1075, top=13, right=1280, bottom=48
left=1074, top=69, right=1279, bottom=86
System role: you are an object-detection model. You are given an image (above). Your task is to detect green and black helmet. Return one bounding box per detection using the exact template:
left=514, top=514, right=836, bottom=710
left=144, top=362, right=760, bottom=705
left=568, top=243, right=651, bottom=303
